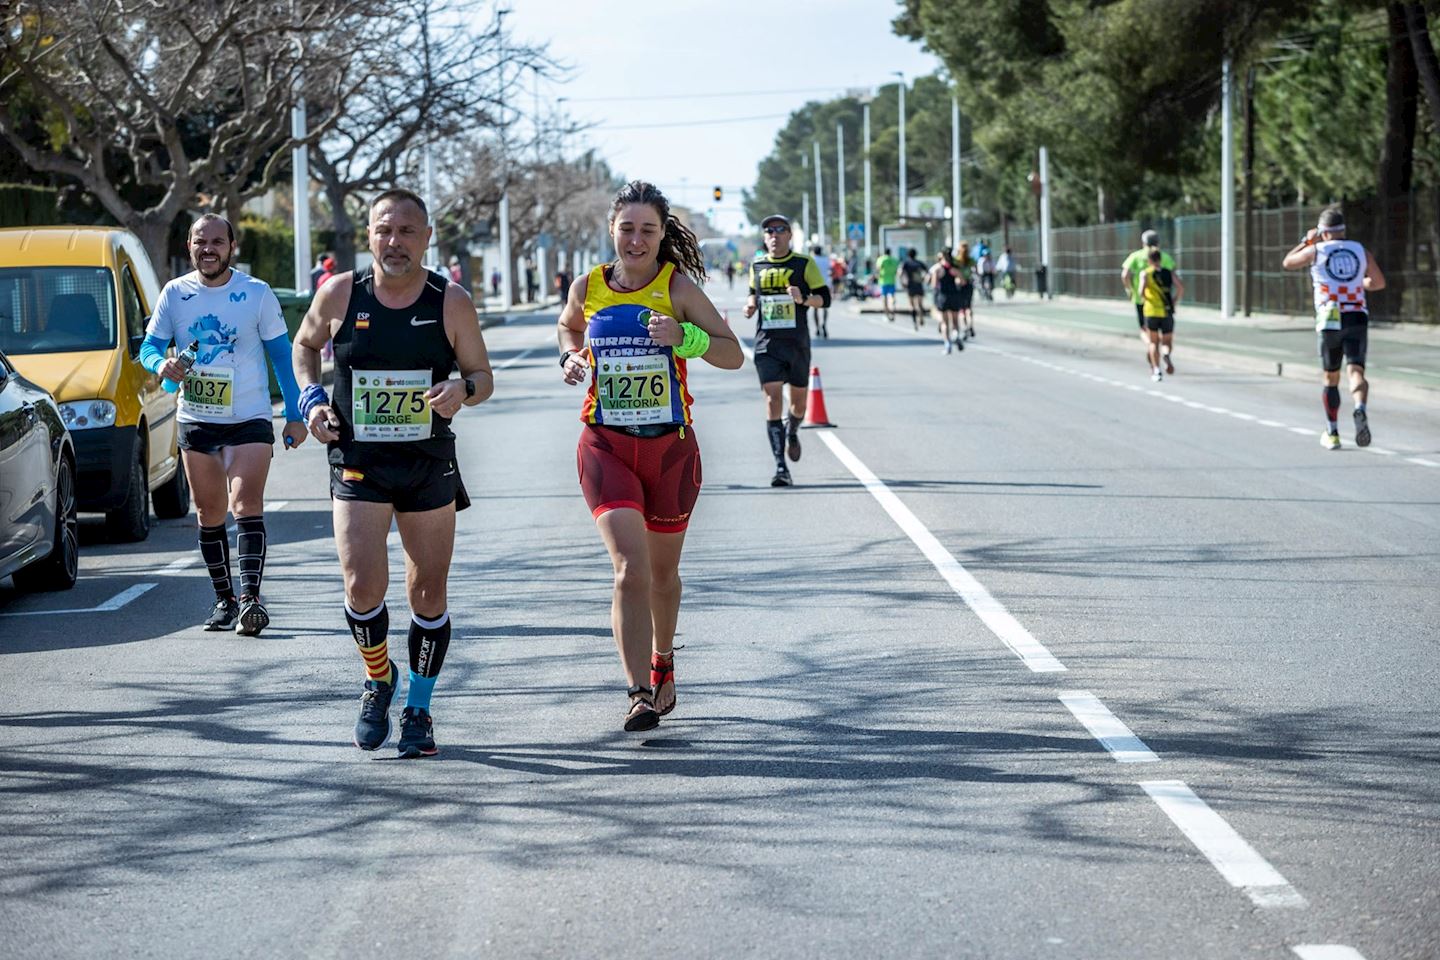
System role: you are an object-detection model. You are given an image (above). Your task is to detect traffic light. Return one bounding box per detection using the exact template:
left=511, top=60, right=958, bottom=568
left=713, top=185, right=723, bottom=202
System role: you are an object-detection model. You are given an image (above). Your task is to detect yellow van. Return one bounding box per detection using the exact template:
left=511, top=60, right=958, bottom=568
left=0, top=226, right=189, bottom=541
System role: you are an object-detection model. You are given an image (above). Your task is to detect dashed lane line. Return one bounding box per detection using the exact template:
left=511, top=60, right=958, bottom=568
left=0, top=582, right=157, bottom=618
left=860, top=313, right=1438, bottom=468
left=1292, top=946, right=1369, bottom=960
left=1141, top=780, right=1307, bottom=909
left=1059, top=692, right=1158, bottom=763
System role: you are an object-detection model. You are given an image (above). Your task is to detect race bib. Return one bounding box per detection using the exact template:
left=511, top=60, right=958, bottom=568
left=596, top=353, right=672, bottom=426
left=1315, top=305, right=1342, bottom=332
left=759, top=294, right=797, bottom=330
left=182, top=367, right=234, bottom=418
left=352, top=369, right=431, bottom=442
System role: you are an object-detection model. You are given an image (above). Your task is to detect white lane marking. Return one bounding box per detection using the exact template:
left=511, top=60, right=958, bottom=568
left=859, top=315, right=1431, bottom=469
left=1141, top=780, right=1306, bottom=909
left=1059, top=692, right=1158, bottom=762
left=1292, top=946, right=1369, bottom=960
left=0, top=582, right=157, bottom=618
left=161, top=556, right=197, bottom=574
left=497, top=342, right=546, bottom=370
left=817, top=430, right=1066, bottom=673
left=265, top=500, right=289, bottom=512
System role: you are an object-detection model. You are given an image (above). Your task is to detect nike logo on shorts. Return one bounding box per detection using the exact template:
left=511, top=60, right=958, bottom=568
left=410, top=316, right=437, bottom=326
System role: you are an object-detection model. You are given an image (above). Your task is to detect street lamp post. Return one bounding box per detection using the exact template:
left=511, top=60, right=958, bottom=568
left=951, top=97, right=962, bottom=250
left=862, top=93, right=873, bottom=261
left=813, top=140, right=825, bottom=253
left=801, top=150, right=810, bottom=242
left=290, top=97, right=310, bottom=291
left=894, top=71, right=906, bottom=219
left=836, top=122, right=845, bottom=254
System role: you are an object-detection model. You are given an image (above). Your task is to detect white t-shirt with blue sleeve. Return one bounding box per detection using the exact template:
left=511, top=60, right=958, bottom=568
left=146, top=269, right=288, bottom=424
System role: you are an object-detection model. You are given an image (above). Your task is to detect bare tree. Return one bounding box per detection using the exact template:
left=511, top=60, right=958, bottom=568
left=307, top=0, right=549, bottom=271
left=0, top=0, right=394, bottom=276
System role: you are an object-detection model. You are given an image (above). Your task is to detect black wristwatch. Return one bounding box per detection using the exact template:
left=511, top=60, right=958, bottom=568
left=463, top=377, right=476, bottom=399
left=559, top=350, right=575, bottom=368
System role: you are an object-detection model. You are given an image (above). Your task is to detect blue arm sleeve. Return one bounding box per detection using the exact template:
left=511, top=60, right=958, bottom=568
left=139, top=334, right=171, bottom=375
left=263, top=333, right=303, bottom=422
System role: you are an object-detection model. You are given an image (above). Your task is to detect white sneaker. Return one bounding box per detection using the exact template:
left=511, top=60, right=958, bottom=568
left=944, top=341, right=953, bottom=355
left=1151, top=369, right=1162, bottom=382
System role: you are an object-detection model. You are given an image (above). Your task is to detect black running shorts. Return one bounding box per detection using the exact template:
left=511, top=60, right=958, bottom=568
left=754, top=339, right=811, bottom=388
left=1318, top=312, right=1368, bottom=372
left=1143, top=313, right=1175, bottom=335
left=178, top=417, right=275, bottom=454
left=330, top=457, right=466, bottom=513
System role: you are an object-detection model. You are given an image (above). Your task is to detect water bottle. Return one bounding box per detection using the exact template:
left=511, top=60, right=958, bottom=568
left=162, top=340, right=199, bottom=394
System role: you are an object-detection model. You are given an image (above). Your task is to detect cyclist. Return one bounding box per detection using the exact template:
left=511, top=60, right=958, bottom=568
left=558, top=180, right=742, bottom=730
left=1282, top=206, right=1386, bottom=449
left=141, top=214, right=306, bottom=636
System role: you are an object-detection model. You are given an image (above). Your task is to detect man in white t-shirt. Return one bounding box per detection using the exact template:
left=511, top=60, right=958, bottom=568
left=141, top=214, right=307, bottom=635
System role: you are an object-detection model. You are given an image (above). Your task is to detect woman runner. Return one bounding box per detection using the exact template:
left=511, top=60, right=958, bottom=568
left=558, top=181, right=743, bottom=731
left=928, top=250, right=964, bottom=354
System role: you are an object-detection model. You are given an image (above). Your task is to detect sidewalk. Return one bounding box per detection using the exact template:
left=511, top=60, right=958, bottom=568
left=476, top=294, right=559, bottom=329
left=863, top=294, right=1440, bottom=406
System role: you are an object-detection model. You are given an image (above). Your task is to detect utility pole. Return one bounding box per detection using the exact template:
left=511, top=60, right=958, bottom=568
left=423, top=142, right=438, bottom=270
left=801, top=149, right=810, bottom=243
left=290, top=97, right=311, bottom=292
left=951, top=96, right=962, bottom=250
left=1220, top=57, right=1236, bottom=318
left=1243, top=64, right=1256, bottom=317
left=814, top=140, right=825, bottom=252
left=836, top=122, right=846, bottom=254
left=1039, top=146, right=1052, bottom=298
left=894, top=72, right=907, bottom=218
left=862, top=94, right=873, bottom=261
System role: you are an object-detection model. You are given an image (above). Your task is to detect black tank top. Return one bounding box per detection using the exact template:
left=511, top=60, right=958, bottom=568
left=329, top=269, right=456, bottom=465
left=935, top=262, right=958, bottom=296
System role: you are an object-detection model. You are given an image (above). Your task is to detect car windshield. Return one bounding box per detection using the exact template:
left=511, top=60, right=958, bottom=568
left=0, top=266, right=117, bottom=355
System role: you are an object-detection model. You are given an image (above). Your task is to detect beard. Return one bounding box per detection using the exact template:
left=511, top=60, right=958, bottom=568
left=195, top=256, right=229, bottom=279
left=378, top=254, right=413, bottom=277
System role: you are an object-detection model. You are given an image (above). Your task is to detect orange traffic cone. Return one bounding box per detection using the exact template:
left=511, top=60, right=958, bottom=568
left=802, top=366, right=836, bottom=428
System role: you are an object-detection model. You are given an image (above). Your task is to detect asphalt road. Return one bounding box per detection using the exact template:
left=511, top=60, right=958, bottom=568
left=2, top=282, right=1437, bottom=960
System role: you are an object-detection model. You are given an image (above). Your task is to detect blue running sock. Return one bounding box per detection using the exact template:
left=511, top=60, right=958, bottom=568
left=406, top=672, right=437, bottom=711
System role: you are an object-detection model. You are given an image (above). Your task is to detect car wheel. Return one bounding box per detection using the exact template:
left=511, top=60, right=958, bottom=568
left=152, top=455, right=190, bottom=520
left=105, top=446, right=151, bottom=543
left=12, top=453, right=79, bottom=592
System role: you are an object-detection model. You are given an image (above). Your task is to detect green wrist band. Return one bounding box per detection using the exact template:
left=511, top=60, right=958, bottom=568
left=674, top=322, right=710, bottom=359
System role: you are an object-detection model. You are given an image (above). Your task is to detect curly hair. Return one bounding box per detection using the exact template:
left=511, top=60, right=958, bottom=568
left=609, top=180, right=707, bottom=283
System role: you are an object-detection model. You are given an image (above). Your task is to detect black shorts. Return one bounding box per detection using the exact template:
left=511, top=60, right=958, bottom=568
left=906, top=283, right=925, bottom=298
left=178, top=418, right=274, bottom=454
left=1143, top=313, right=1175, bottom=334
left=935, top=290, right=963, bottom=312
left=1319, top=313, right=1368, bottom=372
left=754, top=339, right=811, bottom=388
left=957, top=283, right=974, bottom=310
left=330, top=457, right=467, bottom=513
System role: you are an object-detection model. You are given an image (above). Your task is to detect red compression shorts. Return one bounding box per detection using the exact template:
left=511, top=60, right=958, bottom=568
left=577, top=424, right=702, bottom=533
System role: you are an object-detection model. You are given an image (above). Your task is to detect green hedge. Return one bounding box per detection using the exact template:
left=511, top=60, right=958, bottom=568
left=237, top=216, right=294, bottom=288
left=0, top=184, right=62, bottom=226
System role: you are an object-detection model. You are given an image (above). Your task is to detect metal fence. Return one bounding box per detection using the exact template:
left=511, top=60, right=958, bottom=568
left=1002, top=188, right=1439, bottom=323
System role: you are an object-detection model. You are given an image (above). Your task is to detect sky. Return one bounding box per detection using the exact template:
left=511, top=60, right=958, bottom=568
left=504, top=0, right=943, bottom=234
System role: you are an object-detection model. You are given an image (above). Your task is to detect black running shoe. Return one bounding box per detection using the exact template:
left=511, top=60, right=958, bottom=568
left=397, top=706, right=438, bottom=758
left=1354, top=408, right=1371, bottom=447
left=786, top=429, right=802, bottom=463
left=354, top=660, right=397, bottom=750
left=1164, top=355, right=1175, bottom=375
left=771, top=466, right=793, bottom=487
left=235, top=595, right=269, bottom=637
left=204, top=596, right=239, bottom=631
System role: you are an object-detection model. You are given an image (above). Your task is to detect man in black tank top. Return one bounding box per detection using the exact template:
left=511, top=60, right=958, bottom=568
left=293, top=188, right=494, bottom=759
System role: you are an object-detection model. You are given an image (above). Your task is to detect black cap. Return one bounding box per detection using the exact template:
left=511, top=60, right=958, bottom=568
left=760, top=214, right=790, bottom=228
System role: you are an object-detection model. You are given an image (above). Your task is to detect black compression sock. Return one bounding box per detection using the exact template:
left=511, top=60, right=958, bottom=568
left=766, top=419, right=785, bottom=466
left=198, top=523, right=233, bottom=600
left=235, top=515, right=265, bottom=597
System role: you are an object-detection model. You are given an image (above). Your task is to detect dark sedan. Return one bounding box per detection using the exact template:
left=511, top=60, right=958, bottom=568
left=0, top=347, right=78, bottom=591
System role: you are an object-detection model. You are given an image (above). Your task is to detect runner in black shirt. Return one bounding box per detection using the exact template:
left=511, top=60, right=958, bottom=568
left=743, top=214, right=830, bottom=487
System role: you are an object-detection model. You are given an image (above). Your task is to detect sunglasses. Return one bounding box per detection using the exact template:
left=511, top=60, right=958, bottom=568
left=763, top=225, right=789, bottom=235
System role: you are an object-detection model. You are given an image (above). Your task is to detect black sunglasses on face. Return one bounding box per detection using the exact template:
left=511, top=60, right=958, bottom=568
left=763, top=225, right=789, bottom=235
